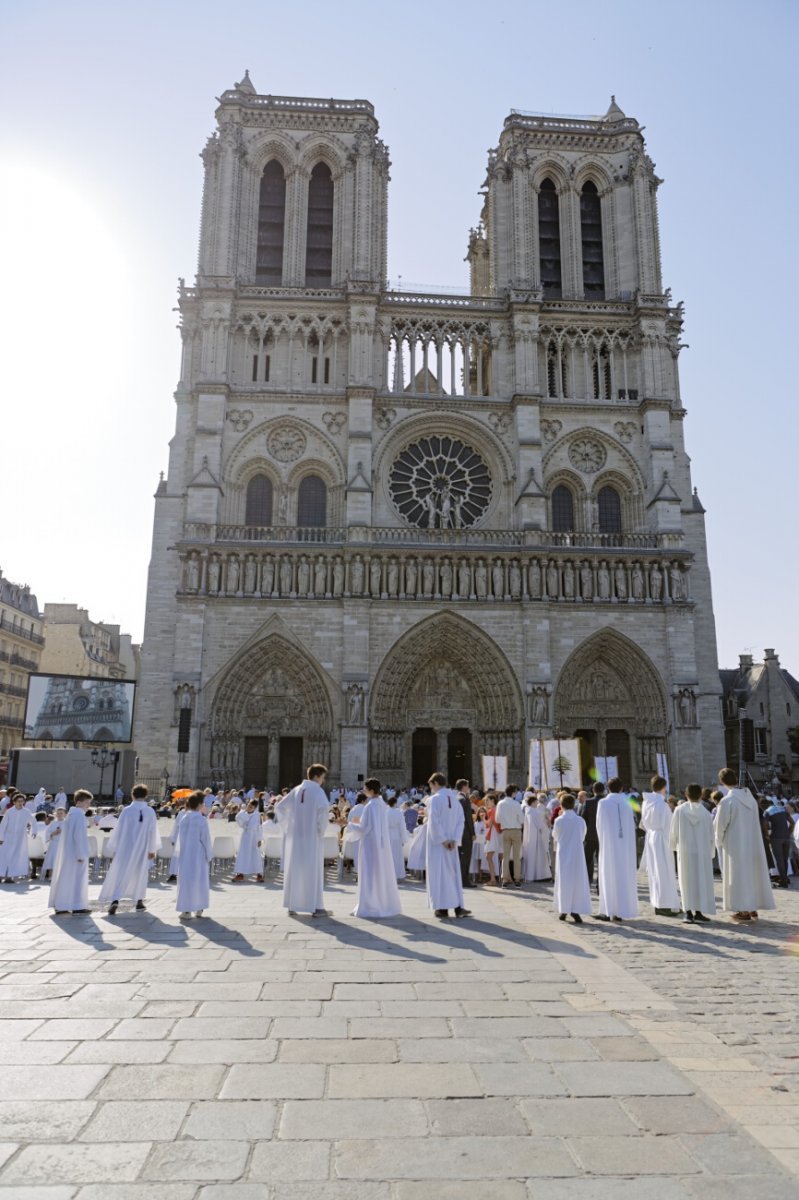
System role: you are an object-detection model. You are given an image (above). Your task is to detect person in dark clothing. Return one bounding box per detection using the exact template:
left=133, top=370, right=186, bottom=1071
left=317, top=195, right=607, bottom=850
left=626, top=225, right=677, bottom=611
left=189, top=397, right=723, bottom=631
left=455, top=778, right=475, bottom=888
left=765, top=801, right=793, bottom=888
left=580, top=782, right=603, bottom=888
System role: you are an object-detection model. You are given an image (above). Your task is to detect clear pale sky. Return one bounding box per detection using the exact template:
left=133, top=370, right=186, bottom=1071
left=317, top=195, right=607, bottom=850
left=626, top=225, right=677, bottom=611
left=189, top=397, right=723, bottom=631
left=1, top=0, right=795, bottom=672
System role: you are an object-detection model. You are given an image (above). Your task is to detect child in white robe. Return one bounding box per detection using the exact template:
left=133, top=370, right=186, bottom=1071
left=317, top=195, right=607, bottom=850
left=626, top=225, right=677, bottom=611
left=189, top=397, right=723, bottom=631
left=407, top=817, right=428, bottom=875
left=176, top=793, right=213, bottom=918
left=0, top=795, right=33, bottom=881
left=98, top=784, right=160, bottom=914
left=43, top=808, right=67, bottom=879
left=349, top=780, right=402, bottom=918
left=552, top=794, right=591, bottom=923
left=233, top=801, right=264, bottom=881
left=384, top=796, right=409, bottom=880
left=522, top=796, right=552, bottom=882
left=49, top=790, right=93, bottom=915
left=640, top=775, right=681, bottom=916
left=669, top=783, right=716, bottom=923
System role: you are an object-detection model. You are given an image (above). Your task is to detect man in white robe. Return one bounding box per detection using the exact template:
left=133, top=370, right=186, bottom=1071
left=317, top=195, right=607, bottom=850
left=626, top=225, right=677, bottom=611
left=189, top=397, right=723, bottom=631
left=233, top=800, right=264, bottom=881
left=552, top=795, right=591, bottom=923
left=276, top=763, right=330, bottom=916
left=425, top=772, right=470, bottom=919
left=0, top=794, right=33, bottom=881
left=596, top=777, right=639, bottom=921
left=385, top=796, right=409, bottom=880
left=49, top=789, right=92, bottom=915
left=43, top=808, right=67, bottom=878
left=98, top=784, right=160, bottom=914
left=640, top=775, right=681, bottom=916
left=522, top=796, right=552, bottom=882
left=349, top=780, right=402, bottom=918
left=714, top=767, right=775, bottom=921
left=176, top=793, right=213, bottom=917
left=670, top=784, right=716, bottom=922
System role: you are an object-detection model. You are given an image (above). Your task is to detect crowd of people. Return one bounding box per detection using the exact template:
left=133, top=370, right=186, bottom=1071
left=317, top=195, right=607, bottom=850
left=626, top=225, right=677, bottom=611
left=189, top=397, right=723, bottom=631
left=0, top=767, right=796, bottom=928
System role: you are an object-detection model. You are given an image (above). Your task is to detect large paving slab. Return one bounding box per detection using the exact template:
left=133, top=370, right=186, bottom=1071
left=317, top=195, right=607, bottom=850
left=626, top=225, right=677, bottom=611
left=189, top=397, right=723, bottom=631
left=0, top=866, right=797, bottom=1194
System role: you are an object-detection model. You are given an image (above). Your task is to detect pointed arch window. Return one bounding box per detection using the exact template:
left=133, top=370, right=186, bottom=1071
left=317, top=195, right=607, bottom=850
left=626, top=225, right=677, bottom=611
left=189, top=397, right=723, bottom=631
left=256, top=160, right=286, bottom=285
left=305, top=162, right=334, bottom=287
left=597, top=485, right=622, bottom=534
left=552, top=485, right=575, bottom=533
left=297, top=474, right=327, bottom=527
left=580, top=180, right=605, bottom=298
left=538, top=178, right=562, bottom=297
left=245, top=475, right=273, bottom=526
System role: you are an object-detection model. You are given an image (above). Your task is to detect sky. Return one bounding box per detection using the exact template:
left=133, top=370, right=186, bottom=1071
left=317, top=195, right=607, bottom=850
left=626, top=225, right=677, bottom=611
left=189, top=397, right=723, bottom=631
left=1, top=0, right=796, bottom=670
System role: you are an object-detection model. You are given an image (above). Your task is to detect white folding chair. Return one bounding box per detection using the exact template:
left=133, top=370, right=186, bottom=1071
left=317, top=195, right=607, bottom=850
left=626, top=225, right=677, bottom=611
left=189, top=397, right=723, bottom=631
left=155, top=837, right=174, bottom=878
left=262, top=834, right=284, bottom=874
left=28, top=836, right=46, bottom=880
left=211, top=835, right=236, bottom=874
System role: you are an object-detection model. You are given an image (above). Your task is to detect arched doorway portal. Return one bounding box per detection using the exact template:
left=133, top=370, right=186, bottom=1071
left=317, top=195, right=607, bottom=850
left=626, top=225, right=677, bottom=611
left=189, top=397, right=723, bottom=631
left=208, top=634, right=334, bottom=789
left=370, top=613, right=524, bottom=786
left=554, top=629, right=667, bottom=789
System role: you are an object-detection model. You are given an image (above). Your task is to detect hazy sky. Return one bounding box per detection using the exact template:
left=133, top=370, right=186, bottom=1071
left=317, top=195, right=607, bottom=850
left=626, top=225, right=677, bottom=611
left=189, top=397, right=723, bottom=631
left=1, top=0, right=796, bottom=671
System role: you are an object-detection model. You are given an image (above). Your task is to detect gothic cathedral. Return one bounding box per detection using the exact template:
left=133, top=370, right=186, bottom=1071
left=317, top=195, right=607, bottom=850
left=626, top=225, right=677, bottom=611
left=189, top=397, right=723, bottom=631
left=135, top=74, right=726, bottom=791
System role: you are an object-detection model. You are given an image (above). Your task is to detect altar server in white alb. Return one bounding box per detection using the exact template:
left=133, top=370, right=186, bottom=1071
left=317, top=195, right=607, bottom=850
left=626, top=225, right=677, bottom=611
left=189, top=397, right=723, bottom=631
left=669, top=783, right=716, bottom=923
left=426, top=772, right=471, bottom=920
left=345, top=793, right=367, bottom=872
left=43, top=806, right=68, bottom=879
left=640, top=775, right=681, bottom=917
left=407, top=815, right=427, bottom=875
left=276, top=763, right=330, bottom=916
left=349, top=779, right=402, bottom=918
left=99, top=783, right=160, bottom=915
left=384, top=795, right=409, bottom=880
left=0, top=793, right=33, bottom=882
left=49, top=789, right=93, bottom=915
left=176, top=792, right=213, bottom=918
left=233, top=799, right=264, bottom=882
left=596, top=777, right=639, bottom=921
left=522, top=794, right=552, bottom=882
left=714, top=766, right=775, bottom=922
left=552, top=794, right=591, bottom=923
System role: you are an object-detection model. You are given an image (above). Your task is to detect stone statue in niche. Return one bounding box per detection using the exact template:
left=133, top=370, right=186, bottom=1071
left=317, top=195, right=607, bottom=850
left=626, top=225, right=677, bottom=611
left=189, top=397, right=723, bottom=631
left=297, top=555, right=310, bottom=596
left=279, top=556, right=292, bottom=595
left=350, top=555, right=364, bottom=596
left=346, top=683, right=365, bottom=725
left=509, top=559, right=521, bottom=599
left=369, top=558, right=382, bottom=595
left=405, top=559, right=418, bottom=597
left=597, top=561, right=611, bottom=600
left=386, top=558, right=399, bottom=597
left=422, top=560, right=435, bottom=598
left=615, top=563, right=627, bottom=600
left=457, top=558, right=471, bottom=598
left=580, top=561, right=593, bottom=600
left=650, top=563, right=663, bottom=602
left=262, top=555, right=275, bottom=595
left=631, top=563, right=644, bottom=600
left=244, top=555, right=257, bottom=594
left=208, top=555, right=221, bottom=594
left=314, top=556, right=327, bottom=596
left=670, top=562, right=684, bottom=601
left=277, top=487, right=288, bottom=525
left=185, top=554, right=200, bottom=592
left=492, top=559, right=504, bottom=599
left=227, top=556, right=240, bottom=594
left=530, top=688, right=548, bottom=725
left=475, top=559, right=488, bottom=599
left=440, top=559, right=453, bottom=598
left=563, top=561, right=575, bottom=599
left=546, top=559, right=559, bottom=599
left=677, top=688, right=696, bottom=727
left=528, top=558, right=541, bottom=599
left=332, top=557, right=345, bottom=597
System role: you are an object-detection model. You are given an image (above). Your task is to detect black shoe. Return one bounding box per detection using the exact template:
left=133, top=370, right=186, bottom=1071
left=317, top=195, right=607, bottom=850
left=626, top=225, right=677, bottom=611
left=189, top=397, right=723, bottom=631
left=611, top=916, right=623, bottom=923
left=54, top=910, right=71, bottom=916
left=514, top=882, right=521, bottom=889
left=108, top=900, right=119, bottom=915
left=74, top=909, right=92, bottom=915
left=166, top=875, right=177, bottom=883
left=454, top=906, right=471, bottom=918
left=693, top=912, right=711, bottom=923
left=655, top=908, right=679, bottom=917
left=434, top=909, right=450, bottom=919
left=594, top=914, right=610, bottom=922
left=683, top=912, right=695, bottom=924
left=559, top=913, right=567, bottom=921
left=135, top=901, right=146, bottom=911
left=571, top=914, right=583, bottom=925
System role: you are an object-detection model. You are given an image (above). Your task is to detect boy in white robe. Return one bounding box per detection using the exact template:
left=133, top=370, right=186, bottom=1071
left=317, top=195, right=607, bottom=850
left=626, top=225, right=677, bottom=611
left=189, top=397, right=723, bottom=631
left=425, top=772, right=470, bottom=920
left=345, top=795, right=367, bottom=872
left=714, top=767, right=775, bottom=922
left=640, top=775, right=681, bottom=916
left=349, top=779, right=402, bottom=918
left=407, top=817, right=427, bottom=875
left=43, top=808, right=67, bottom=879
left=552, top=794, right=591, bottom=923
left=670, top=783, right=716, bottom=923
left=176, top=793, right=213, bottom=918
left=384, top=795, right=409, bottom=880
left=522, top=796, right=552, bottom=882
left=49, top=790, right=92, bottom=915
left=233, top=800, right=264, bottom=882
left=0, top=794, right=33, bottom=881
left=276, top=763, right=330, bottom=916
left=98, top=784, right=160, bottom=915
left=596, top=777, right=639, bottom=921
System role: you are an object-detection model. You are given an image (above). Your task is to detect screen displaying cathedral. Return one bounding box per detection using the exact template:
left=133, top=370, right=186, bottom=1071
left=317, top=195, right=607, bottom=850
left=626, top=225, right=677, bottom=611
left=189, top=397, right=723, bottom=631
left=25, top=675, right=136, bottom=743
left=134, top=74, right=725, bottom=791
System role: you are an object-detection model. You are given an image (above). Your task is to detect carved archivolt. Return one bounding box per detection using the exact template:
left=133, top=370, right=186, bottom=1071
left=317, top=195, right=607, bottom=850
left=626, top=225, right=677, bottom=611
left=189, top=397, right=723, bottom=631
left=224, top=415, right=346, bottom=489
left=554, top=629, right=667, bottom=736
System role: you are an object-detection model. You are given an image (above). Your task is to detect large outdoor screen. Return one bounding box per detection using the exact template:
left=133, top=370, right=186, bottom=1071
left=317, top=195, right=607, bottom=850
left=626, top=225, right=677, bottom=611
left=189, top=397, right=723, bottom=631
left=23, top=674, right=137, bottom=744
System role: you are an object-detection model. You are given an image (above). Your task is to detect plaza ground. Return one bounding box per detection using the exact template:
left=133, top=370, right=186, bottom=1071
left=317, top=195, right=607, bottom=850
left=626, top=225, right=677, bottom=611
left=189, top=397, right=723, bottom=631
left=0, top=867, right=798, bottom=1198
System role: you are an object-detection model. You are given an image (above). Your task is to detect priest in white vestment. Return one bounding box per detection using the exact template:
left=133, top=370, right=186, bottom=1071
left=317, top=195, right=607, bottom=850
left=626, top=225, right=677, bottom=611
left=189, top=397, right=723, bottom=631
left=522, top=796, right=552, bottom=882
left=0, top=795, right=33, bottom=881
left=234, top=801, right=264, bottom=881
left=640, top=776, right=681, bottom=915
left=276, top=764, right=330, bottom=916
left=552, top=795, right=591, bottom=922
left=175, top=794, right=213, bottom=917
left=669, top=784, right=716, bottom=921
left=348, top=781, right=402, bottom=917
left=385, top=797, right=409, bottom=880
left=49, top=790, right=92, bottom=914
left=714, top=768, right=775, bottom=920
left=596, top=778, right=639, bottom=920
left=98, top=784, right=160, bottom=914
left=43, top=808, right=67, bottom=878
left=425, top=773, right=470, bottom=919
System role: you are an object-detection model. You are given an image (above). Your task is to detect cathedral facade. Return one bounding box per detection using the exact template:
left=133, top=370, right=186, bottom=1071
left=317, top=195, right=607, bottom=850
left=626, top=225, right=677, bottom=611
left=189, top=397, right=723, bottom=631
left=134, top=75, right=726, bottom=791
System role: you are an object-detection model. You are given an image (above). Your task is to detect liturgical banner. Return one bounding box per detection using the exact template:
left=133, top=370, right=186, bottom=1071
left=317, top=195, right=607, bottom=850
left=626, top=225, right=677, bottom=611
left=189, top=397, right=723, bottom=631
left=528, top=739, right=583, bottom=791
left=482, top=755, right=508, bottom=791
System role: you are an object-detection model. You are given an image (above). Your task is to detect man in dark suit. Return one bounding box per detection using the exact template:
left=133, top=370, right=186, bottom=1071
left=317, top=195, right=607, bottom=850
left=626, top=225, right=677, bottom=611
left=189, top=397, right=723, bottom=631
left=455, top=778, right=475, bottom=888
left=580, top=782, right=603, bottom=888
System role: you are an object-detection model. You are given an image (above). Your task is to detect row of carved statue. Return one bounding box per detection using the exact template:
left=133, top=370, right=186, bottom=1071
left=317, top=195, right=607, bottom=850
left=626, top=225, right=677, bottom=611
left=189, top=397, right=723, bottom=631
left=180, top=549, right=690, bottom=604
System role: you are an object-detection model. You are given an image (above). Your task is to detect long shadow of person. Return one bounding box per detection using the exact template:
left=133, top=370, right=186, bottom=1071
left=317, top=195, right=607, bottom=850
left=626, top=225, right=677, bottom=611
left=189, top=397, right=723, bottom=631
left=103, top=909, right=190, bottom=947
left=187, top=917, right=263, bottom=958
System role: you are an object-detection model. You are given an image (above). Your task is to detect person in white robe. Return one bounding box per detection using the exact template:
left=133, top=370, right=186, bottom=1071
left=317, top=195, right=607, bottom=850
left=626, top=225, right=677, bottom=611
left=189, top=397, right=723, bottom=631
left=425, top=772, right=470, bottom=919
left=54, top=788, right=67, bottom=809
left=0, top=795, right=33, bottom=881
left=384, top=796, right=409, bottom=880
left=348, top=780, right=402, bottom=917
left=714, top=768, right=775, bottom=921
left=98, top=784, right=160, bottom=914
left=175, top=794, right=213, bottom=917
left=167, top=805, right=186, bottom=882
left=640, top=776, right=681, bottom=916
left=596, top=778, right=639, bottom=921
left=552, top=795, right=591, bottom=922
left=522, top=796, right=552, bottom=882
left=32, top=788, right=47, bottom=812
left=233, top=801, right=264, bottom=881
left=49, top=790, right=92, bottom=914
left=470, top=810, right=486, bottom=880
left=276, top=764, right=330, bottom=916
left=669, top=784, right=716, bottom=922
left=345, top=795, right=367, bottom=871
left=407, top=817, right=427, bottom=874
left=43, top=808, right=67, bottom=878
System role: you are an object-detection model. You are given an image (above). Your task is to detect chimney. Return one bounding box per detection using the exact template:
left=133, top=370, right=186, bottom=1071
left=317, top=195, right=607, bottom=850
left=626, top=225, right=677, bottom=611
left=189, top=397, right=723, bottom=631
left=739, top=654, right=753, bottom=669
left=764, top=649, right=779, bottom=665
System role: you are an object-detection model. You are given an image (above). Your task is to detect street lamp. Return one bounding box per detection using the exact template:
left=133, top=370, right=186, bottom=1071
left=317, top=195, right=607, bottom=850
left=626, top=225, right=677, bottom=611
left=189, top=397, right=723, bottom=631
left=90, top=746, right=112, bottom=802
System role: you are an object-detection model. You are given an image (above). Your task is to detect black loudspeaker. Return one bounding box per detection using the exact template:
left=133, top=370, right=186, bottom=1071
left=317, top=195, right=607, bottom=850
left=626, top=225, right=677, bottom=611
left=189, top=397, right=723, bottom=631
left=740, top=718, right=755, bottom=762
left=177, top=708, right=192, bottom=754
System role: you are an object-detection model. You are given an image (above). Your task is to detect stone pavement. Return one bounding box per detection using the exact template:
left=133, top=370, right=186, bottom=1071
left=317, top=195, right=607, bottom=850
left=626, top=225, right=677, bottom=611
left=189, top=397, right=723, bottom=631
left=0, top=867, right=798, bottom=1199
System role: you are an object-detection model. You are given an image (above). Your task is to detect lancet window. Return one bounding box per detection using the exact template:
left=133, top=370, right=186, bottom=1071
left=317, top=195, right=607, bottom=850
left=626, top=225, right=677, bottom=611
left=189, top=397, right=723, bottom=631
left=256, top=160, right=286, bottom=285
left=597, top=485, right=622, bottom=534
left=297, top=475, right=327, bottom=527
left=245, top=475, right=273, bottom=527
left=305, top=163, right=334, bottom=287
left=538, top=178, right=562, bottom=298
left=580, top=181, right=605, bottom=298
left=551, top=485, right=576, bottom=533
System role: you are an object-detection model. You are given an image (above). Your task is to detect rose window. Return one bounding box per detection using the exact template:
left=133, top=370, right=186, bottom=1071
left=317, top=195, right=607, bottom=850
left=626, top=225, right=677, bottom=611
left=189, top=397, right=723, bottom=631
left=388, top=436, right=492, bottom=529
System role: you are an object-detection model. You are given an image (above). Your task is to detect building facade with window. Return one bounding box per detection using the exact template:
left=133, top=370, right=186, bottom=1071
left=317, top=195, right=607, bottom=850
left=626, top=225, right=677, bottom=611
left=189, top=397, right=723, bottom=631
left=135, top=77, right=725, bottom=790
left=39, top=604, right=140, bottom=682
left=720, top=651, right=799, bottom=794
left=0, top=569, right=44, bottom=762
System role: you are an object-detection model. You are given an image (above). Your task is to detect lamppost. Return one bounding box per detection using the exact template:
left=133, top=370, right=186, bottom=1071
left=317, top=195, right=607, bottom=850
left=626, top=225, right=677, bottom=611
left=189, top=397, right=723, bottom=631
left=91, top=746, right=112, bottom=802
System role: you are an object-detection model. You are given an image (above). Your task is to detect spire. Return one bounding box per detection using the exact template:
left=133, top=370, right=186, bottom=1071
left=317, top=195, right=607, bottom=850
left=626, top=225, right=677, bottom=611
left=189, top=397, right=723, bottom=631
left=234, top=70, right=256, bottom=95
left=602, top=95, right=626, bottom=122
left=691, top=486, right=706, bottom=513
